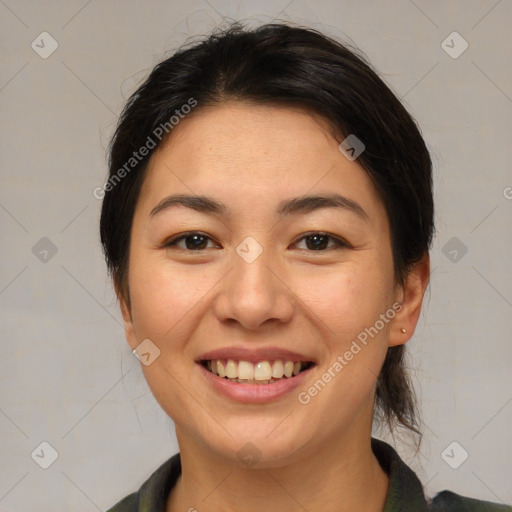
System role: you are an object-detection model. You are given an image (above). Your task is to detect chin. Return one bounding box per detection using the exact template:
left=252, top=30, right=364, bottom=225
left=193, top=417, right=317, bottom=469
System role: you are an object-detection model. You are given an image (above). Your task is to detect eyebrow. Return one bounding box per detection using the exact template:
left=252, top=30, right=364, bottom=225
left=149, top=193, right=369, bottom=221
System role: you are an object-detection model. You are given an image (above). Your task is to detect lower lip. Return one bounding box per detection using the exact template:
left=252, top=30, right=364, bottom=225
left=198, top=363, right=313, bottom=403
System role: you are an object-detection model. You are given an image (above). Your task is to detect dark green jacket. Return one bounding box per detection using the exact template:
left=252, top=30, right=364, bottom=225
left=106, top=439, right=511, bottom=511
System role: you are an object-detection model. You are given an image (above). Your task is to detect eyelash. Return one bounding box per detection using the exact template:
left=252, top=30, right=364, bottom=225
left=162, top=231, right=351, bottom=252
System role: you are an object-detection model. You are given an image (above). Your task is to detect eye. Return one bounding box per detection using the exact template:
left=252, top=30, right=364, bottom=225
left=163, top=232, right=219, bottom=251
left=162, top=231, right=350, bottom=252
left=292, top=232, right=350, bottom=251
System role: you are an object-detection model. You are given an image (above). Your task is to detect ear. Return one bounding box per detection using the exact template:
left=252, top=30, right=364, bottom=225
left=388, top=252, right=430, bottom=347
left=114, top=280, right=138, bottom=351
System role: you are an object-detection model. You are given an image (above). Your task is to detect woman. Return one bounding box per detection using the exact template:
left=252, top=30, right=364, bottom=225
left=100, top=22, right=510, bottom=512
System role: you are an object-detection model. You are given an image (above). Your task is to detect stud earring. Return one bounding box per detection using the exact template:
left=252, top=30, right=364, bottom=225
left=401, top=328, right=407, bottom=333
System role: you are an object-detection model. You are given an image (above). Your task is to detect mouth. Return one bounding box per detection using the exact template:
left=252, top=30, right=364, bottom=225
left=200, top=359, right=315, bottom=384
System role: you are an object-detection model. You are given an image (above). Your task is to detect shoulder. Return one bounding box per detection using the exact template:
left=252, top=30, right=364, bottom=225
left=429, top=490, right=512, bottom=512
left=105, top=452, right=182, bottom=512
left=105, top=492, right=138, bottom=512
left=371, top=438, right=511, bottom=512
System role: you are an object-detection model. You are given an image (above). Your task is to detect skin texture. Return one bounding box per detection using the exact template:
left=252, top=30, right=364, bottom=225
left=118, top=102, right=430, bottom=512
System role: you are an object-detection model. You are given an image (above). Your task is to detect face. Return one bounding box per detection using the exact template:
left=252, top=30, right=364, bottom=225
left=120, top=102, right=417, bottom=467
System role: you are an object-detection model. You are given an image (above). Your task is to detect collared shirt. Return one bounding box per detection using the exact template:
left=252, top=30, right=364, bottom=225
left=106, top=438, right=512, bottom=512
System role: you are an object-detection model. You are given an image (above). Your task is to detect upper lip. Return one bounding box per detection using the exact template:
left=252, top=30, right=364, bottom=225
left=197, top=346, right=316, bottom=364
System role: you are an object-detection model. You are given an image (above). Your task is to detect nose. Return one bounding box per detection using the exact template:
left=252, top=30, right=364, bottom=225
left=212, top=242, right=295, bottom=331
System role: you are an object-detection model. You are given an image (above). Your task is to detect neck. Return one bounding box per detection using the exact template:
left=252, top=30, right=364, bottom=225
left=167, top=428, right=389, bottom=512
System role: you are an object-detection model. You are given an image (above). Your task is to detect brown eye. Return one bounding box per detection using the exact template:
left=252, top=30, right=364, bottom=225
left=293, top=232, right=349, bottom=251
left=164, top=232, right=218, bottom=251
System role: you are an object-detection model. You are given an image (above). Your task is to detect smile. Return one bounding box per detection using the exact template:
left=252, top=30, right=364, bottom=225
left=201, top=359, right=314, bottom=384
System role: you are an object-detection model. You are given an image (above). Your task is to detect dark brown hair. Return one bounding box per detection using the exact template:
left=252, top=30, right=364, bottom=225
left=100, top=22, right=434, bottom=436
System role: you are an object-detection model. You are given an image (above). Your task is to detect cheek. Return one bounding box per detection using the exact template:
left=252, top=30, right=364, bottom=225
left=127, top=260, right=214, bottom=422
left=293, top=258, right=394, bottom=338
left=128, top=256, right=216, bottom=341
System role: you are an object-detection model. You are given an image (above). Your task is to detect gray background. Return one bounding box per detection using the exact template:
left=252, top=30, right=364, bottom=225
left=1, top=0, right=511, bottom=510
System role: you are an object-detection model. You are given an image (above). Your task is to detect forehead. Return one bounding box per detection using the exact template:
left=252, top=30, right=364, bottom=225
left=157, top=101, right=341, bottom=167
left=137, top=102, right=387, bottom=228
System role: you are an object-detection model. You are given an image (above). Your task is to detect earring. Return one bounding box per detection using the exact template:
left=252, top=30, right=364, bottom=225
left=401, top=328, right=407, bottom=333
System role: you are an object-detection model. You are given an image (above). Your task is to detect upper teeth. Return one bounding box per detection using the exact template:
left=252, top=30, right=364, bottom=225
left=207, top=359, right=305, bottom=380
